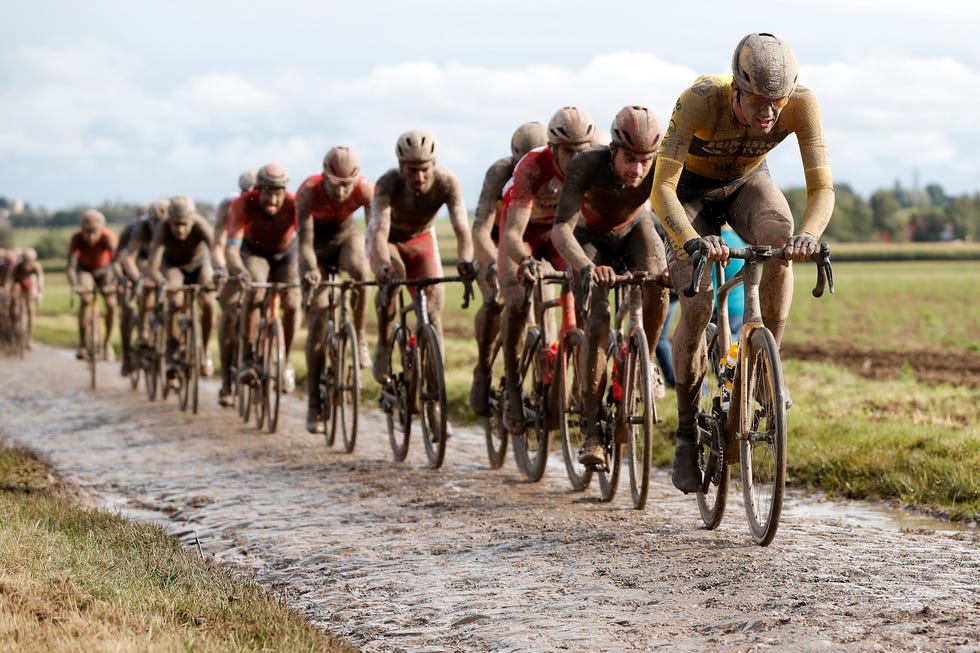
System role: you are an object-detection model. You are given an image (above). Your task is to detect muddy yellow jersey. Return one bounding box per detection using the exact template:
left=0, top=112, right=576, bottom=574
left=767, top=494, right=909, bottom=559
left=652, top=74, right=834, bottom=249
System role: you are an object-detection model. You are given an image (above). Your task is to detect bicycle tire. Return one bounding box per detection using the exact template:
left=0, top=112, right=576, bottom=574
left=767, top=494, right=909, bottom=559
left=189, top=302, right=202, bottom=414
left=177, top=312, right=191, bottom=412
left=484, top=335, right=508, bottom=469
left=558, top=328, right=593, bottom=491
left=511, top=327, right=548, bottom=482
left=264, top=320, right=284, bottom=433
left=252, top=327, right=267, bottom=429
left=157, top=305, right=170, bottom=401
left=331, top=321, right=360, bottom=454
left=384, top=325, right=411, bottom=461
left=623, top=330, right=655, bottom=510
left=320, top=332, right=336, bottom=447
left=144, top=316, right=159, bottom=402
left=417, top=323, right=448, bottom=469
left=88, top=301, right=99, bottom=390
left=235, top=335, right=249, bottom=420
left=696, top=322, right=729, bottom=529
left=740, top=326, right=787, bottom=546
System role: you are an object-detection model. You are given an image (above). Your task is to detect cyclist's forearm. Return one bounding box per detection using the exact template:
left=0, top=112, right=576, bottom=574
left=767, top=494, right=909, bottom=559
left=551, top=221, right=590, bottom=272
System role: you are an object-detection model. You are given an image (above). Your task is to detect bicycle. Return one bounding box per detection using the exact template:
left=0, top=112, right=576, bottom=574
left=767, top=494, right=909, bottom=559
left=236, top=281, right=299, bottom=434
left=486, top=263, right=570, bottom=481
left=558, top=271, right=665, bottom=509
left=304, top=272, right=373, bottom=452
left=2, top=291, right=30, bottom=358
left=72, top=289, right=102, bottom=390
left=165, top=284, right=209, bottom=415
left=688, top=242, right=834, bottom=546
left=378, top=275, right=472, bottom=469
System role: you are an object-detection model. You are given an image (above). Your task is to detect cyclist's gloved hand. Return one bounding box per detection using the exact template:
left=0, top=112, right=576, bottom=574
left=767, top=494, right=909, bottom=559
left=456, top=260, right=476, bottom=282
left=483, top=261, right=498, bottom=285
left=375, top=263, right=394, bottom=285
left=683, top=235, right=728, bottom=262
left=517, top=256, right=537, bottom=287
left=212, top=266, right=227, bottom=283
left=592, top=265, right=617, bottom=287
left=235, top=270, right=251, bottom=288
left=784, top=233, right=818, bottom=261
left=304, top=269, right=322, bottom=287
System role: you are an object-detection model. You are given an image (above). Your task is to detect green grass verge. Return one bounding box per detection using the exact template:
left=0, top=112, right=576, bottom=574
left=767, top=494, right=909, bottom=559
left=0, top=446, right=355, bottom=652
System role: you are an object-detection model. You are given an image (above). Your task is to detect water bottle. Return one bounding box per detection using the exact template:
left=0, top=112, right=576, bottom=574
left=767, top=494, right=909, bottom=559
left=719, top=342, right=738, bottom=411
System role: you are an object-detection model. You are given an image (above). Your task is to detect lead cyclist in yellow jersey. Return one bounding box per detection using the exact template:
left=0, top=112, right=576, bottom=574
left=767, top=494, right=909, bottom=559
left=650, top=32, right=835, bottom=494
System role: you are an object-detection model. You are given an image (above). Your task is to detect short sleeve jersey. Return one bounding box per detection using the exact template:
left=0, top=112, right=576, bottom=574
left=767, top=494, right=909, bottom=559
left=298, top=174, right=373, bottom=238
left=227, top=190, right=298, bottom=254
left=69, top=227, right=117, bottom=271
left=505, top=146, right=565, bottom=229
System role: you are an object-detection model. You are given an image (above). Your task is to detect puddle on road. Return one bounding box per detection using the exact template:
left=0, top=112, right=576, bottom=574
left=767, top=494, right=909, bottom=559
left=786, top=492, right=971, bottom=533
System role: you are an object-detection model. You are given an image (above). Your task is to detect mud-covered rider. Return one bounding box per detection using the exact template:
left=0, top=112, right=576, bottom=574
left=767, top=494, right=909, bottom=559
left=214, top=171, right=256, bottom=407
left=67, top=209, right=118, bottom=361
left=552, top=105, right=670, bottom=466
left=298, top=146, right=374, bottom=433
left=225, top=163, right=302, bottom=393
left=650, top=33, right=834, bottom=493
left=366, top=130, right=475, bottom=384
left=3, top=247, right=44, bottom=350
left=498, top=106, right=596, bottom=435
left=146, top=195, right=217, bottom=385
left=469, top=121, right=548, bottom=416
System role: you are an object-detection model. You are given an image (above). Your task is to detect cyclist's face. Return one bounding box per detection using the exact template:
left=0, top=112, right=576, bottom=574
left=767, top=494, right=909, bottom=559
left=611, top=147, right=656, bottom=188
left=168, top=216, right=192, bottom=240
left=550, top=142, right=590, bottom=176
left=82, top=227, right=101, bottom=245
left=325, top=175, right=356, bottom=202
left=400, top=162, right=434, bottom=194
left=258, top=186, right=287, bottom=215
left=734, top=87, right=786, bottom=134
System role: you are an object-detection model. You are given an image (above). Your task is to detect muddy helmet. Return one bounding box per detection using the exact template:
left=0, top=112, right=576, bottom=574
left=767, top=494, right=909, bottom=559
left=256, top=163, right=290, bottom=189
left=168, top=195, right=196, bottom=221
left=81, top=209, right=105, bottom=230
left=323, top=146, right=361, bottom=181
left=510, top=122, right=548, bottom=160
left=22, top=247, right=38, bottom=262
left=732, top=32, right=799, bottom=98
left=395, top=130, right=438, bottom=164
left=238, top=169, right=257, bottom=192
left=610, top=105, right=663, bottom=154
left=148, top=199, right=170, bottom=222
left=546, top=107, right=596, bottom=146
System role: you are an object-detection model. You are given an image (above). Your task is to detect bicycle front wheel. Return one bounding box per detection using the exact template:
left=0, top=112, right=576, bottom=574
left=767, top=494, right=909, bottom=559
left=384, top=326, right=411, bottom=461
left=263, top=320, right=284, bottom=434
left=331, top=321, right=360, bottom=453
left=558, top=328, right=592, bottom=491
left=696, top=322, right=729, bottom=529
left=512, top=327, right=548, bottom=482
left=740, top=326, right=787, bottom=546
left=484, top=335, right=508, bottom=469
left=623, top=331, right=655, bottom=510
left=418, top=324, right=448, bottom=469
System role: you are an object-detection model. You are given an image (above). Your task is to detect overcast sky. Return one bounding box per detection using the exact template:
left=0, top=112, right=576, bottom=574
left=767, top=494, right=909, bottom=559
left=2, top=0, right=978, bottom=212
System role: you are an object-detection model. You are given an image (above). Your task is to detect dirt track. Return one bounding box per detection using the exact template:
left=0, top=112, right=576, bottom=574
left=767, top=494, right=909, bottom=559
left=2, top=345, right=978, bottom=652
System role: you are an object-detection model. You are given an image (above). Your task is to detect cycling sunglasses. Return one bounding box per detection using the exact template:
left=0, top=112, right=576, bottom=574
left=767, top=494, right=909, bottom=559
left=741, top=92, right=791, bottom=111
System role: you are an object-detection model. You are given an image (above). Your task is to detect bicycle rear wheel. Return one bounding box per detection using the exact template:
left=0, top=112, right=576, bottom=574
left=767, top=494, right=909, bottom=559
left=384, top=326, right=412, bottom=461
left=696, top=322, right=729, bottom=529
left=484, top=335, right=508, bottom=469
left=418, top=324, right=448, bottom=469
left=558, top=328, right=592, bottom=491
left=740, top=326, right=787, bottom=546
left=263, top=320, right=284, bottom=434
left=623, top=331, right=654, bottom=510
left=512, top=327, right=548, bottom=482
left=331, top=321, right=360, bottom=454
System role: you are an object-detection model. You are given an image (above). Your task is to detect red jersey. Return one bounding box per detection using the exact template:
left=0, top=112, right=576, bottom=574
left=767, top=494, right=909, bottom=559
left=298, top=174, right=373, bottom=228
left=227, top=189, right=297, bottom=254
left=499, top=146, right=564, bottom=231
left=69, top=227, right=117, bottom=271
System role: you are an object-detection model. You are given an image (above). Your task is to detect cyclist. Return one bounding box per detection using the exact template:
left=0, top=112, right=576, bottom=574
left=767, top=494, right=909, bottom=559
left=552, top=105, right=670, bottom=466
left=4, top=247, right=44, bottom=350
left=67, top=209, right=118, bottom=360
left=297, top=145, right=374, bottom=433
left=366, top=129, right=475, bottom=384
left=121, top=200, right=170, bottom=358
left=650, top=32, right=834, bottom=493
left=498, top=106, right=595, bottom=435
left=225, top=162, right=301, bottom=393
left=469, top=121, right=548, bottom=416
left=214, top=170, right=256, bottom=406
left=114, top=205, right=154, bottom=375
left=146, top=195, right=216, bottom=384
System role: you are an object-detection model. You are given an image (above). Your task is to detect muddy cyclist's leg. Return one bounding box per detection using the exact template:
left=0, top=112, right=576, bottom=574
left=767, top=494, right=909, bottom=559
left=728, top=172, right=795, bottom=345
left=217, top=282, right=240, bottom=396
left=244, top=254, right=270, bottom=351
left=197, top=263, right=215, bottom=361
left=76, top=271, right=95, bottom=355
left=499, top=271, right=529, bottom=434
left=470, top=271, right=502, bottom=415
left=628, top=216, right=670, bottom=360
left=372, top=245, right=405, bottom=384
left=305, top=292, right=329, bottom=431
left=339, top=229, right=372, bottom=345
left=97, top=268, right=117, bottom=359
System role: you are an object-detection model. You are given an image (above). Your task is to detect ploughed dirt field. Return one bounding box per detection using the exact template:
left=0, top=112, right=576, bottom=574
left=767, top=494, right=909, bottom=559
left=2, top=345, right=977, bottom=652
